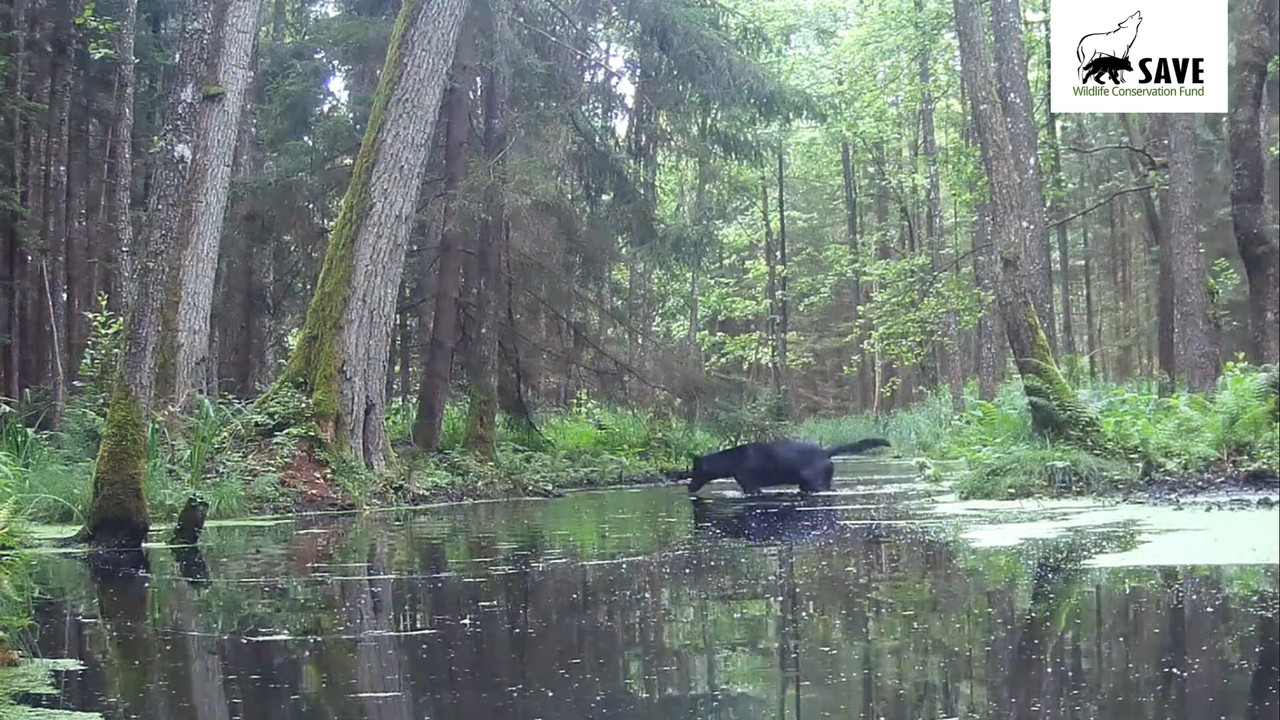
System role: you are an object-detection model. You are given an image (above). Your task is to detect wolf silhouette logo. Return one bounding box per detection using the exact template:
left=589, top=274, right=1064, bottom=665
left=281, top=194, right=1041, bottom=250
left=1076, top=10, right=1142, bottom=84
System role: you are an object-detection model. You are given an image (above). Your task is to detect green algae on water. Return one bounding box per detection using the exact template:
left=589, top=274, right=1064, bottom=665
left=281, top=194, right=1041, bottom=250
left=0, top=658, right=102, bottom=719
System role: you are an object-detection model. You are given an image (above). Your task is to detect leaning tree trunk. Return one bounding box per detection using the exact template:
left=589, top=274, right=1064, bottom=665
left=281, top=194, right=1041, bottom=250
left=85, top=0, right=217, bottom=548
left=1162, top=114, right=1216, bottom=392
left=1228, top=0, right=1280, bottom=365
left=275, top=0, right=471, bottom=468
left=989, top=0, right=1056, bottom=351
left=172, top=0, right=267, bottom=402
left=953, top=0, right=1102, bottom=445
left=413, top=20, right=477, bottom=450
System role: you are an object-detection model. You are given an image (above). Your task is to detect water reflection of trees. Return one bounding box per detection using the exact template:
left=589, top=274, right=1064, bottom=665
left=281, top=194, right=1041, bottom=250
left=19, top=512, right=1280, bottom=720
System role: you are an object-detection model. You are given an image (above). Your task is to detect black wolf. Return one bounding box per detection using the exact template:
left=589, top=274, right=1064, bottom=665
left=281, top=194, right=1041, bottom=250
left=684, top=438, right=891, bottom=495
left=1082, top=54, right=1133, bottom=85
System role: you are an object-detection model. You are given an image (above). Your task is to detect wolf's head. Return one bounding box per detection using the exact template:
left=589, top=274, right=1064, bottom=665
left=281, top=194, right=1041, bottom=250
left=1118, top=10, right=1142, bottom=29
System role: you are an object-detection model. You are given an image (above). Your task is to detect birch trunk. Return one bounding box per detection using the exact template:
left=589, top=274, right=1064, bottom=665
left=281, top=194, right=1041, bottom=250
left=277, top=0, right=471, bottom=468
left=173, top=0, right=267, bottom=402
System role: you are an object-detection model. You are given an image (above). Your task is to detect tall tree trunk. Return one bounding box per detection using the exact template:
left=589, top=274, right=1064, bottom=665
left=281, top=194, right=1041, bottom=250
left=1162, top=114, right=1216, bottom=392
left=762, top=180, right=781, bottom=402
left=2, top=0, right=28, bottom=402
left=277, top=0, right=471, bottom=467
left=413, top=19, right=476, bottom=451
left=172, top=0, right=268, bottom=402
left=109, top=0, right=139, bottom=317
left=988, top=0, right=1056, bottom=351
left=973, top=202, right=1002, bottom=400
left=465, top=4, right=510, bottom=458
left=1228, top=0, right=1280, bottom=364
left=1043, top=22, right=1076, bottom=358
left=66, top=67, right=92, bottom=382
left=917, top=0, right=964, bottom=411
left=86, top=0, right=219, bottom=548
left=1121, top=113, right=1174, bottom=384
left=840, top=139, right=869, bottom=411
left=775, top=149, right=790, bottom=418
left=36, top=0, right=81, bottom=423
left=1116, top=199, right=1135, bottom=379
left=1082, top=213, right=1098, bottom=379
left=953, top=0, right=1099, bottom=442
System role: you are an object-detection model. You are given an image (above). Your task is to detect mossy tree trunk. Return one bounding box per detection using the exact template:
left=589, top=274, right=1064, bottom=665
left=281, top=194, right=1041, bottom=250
left=413, top=19, right=477, bottom=451
left=86, top=0, right=217, bottom=548
left=277, top=0, right=471, bottom=468
left=464, top=2, right=510, bottom=459
left=953, top=0, right=1103, bottom=446
left=172, top=0, right=268, bottom=403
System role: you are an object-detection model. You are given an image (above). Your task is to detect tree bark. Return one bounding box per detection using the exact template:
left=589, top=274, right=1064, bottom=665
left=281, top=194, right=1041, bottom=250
left=762, top=180, right=782, bottom=403
left=1228, top=0, right=1280, bottom=364
left=776, top=148, right=790, bottom=418
left=973, top=202, right=1002, bottom=400
left=87, top=0, right=218, bottom=548
left=1082, top=211, right=1098, bottom=379
left=1162, top=114, right=1216, bottom=392
left=277, top=0, right=471, bottom=468
left=953, top=0, right=1099, bottom=442
left=465, top=4, right=510, bottom=458
left=917, top=0, right=964, bottom=411
left=2, top=0, right=28, bottom=402
left=413, top=19, right=476, bottom=450
left=840, top=139, right=870, bottom=411
left=988, top=0, right=1056, bottom=351
left=1121, top=113, right=1174, bottom=384
left=66, top=66, right=92, bottom=382
left=109, top=0, right=139, bottom=318
left=35, top=0, right=81, bottom=421
left=172, top=0, right=268, bottom=402
left=1043, top=21, right=1076, bottom=358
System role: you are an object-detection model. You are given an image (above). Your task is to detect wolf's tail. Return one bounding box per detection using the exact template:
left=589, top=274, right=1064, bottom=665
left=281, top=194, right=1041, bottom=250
left=1077, top=43, right=1087, bottom=82
left=825, top=438, right=891, bottom=457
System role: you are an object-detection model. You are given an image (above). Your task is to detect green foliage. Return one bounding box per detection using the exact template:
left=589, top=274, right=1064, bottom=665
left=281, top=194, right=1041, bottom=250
left=857, top=253, right=989, bottom=370
left=935, top=364, right=1280, bottom=499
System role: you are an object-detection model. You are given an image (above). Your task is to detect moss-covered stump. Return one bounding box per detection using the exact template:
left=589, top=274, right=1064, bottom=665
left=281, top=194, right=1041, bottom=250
left=84, top=388, right=152, bottom=548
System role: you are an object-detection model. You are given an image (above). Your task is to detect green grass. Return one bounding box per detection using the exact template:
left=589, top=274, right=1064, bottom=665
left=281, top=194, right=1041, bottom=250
left=0, top=360, right=1276, bottom=524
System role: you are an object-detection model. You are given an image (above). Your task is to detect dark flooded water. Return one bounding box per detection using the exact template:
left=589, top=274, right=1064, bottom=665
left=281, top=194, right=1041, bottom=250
left=21, top=459, right=1280, bottom=720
